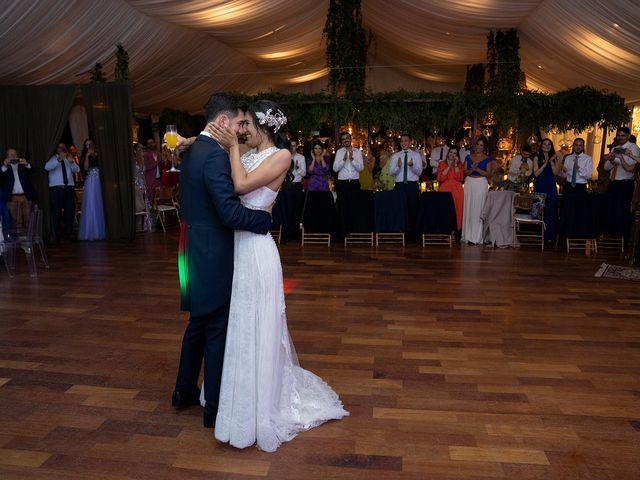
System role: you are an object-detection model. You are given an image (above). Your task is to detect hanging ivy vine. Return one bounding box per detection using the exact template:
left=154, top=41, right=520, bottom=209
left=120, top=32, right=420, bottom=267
left=486, top=29, right=525, bottom=95
left=323, top=0, right=371, bottom=97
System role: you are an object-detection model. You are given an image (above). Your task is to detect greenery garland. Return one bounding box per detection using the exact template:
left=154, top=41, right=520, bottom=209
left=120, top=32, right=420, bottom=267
left=159, top=87, right=630, bottom=142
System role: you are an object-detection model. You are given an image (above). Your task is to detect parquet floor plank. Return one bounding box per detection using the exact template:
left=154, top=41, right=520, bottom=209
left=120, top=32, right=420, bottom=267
left=1, top=236, right=639, bottom=479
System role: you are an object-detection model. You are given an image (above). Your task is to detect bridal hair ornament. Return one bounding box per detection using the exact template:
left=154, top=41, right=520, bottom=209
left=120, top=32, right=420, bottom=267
left=256, top=108, right=287, bottom=133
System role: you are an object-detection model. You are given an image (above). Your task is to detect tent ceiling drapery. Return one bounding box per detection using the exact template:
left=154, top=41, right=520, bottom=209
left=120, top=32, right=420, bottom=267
left=1, top=0, right=639, bottom=113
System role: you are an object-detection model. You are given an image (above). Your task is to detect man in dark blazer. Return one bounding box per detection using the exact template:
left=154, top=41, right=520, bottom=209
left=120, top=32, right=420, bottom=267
left=173, top=92, right=272, bottom=429
left=1, top=148, right=37, bottom=233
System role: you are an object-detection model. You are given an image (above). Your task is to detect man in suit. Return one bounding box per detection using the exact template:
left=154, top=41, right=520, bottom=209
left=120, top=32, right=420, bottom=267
left=173, top=92, right=272, bottom=429
left=1, top=148, right=37, bottom=234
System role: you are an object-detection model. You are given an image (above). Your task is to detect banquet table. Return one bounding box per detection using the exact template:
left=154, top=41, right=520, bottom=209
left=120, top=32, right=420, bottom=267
left=416, top=191, right=457, bottom=235
left=374, top=189, right=406, bottom=233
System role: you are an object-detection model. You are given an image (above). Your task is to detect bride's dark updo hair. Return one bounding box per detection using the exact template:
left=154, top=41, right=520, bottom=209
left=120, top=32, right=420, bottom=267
left=246, top=99, right=290, bottom=150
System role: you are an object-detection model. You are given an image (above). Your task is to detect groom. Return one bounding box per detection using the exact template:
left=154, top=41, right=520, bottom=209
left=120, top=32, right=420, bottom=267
left=173, top=92, right=272, bottom=428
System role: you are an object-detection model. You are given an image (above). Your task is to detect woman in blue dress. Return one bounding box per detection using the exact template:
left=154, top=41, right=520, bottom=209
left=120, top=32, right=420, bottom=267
left=78, top=138, right=106, bottom=240
left=461, top=137, right=492, bottom=244
left=532, top=138, right=562, bottom=244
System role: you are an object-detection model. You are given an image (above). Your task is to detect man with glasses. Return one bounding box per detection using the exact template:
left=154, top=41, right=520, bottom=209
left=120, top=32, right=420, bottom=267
left=45, top=143, right=80, bottom=241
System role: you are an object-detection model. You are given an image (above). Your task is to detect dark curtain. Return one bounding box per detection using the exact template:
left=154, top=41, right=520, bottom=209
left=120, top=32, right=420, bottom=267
left=26, top=85, right=78, bottom=241
left=0, top=86, right=28, bottom=156
left=81, top=83, right=134, bottom=240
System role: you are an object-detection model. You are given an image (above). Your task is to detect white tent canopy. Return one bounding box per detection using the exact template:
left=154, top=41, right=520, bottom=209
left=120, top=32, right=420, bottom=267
left=1, top=0, right=639, bottom=113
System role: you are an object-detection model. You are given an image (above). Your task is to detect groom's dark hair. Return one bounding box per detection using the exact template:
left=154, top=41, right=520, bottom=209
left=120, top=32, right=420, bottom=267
left=204, top=92, right=239, bottom=123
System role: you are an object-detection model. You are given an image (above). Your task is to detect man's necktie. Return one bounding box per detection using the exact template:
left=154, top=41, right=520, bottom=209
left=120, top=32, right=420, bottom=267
left=403, top=151, right=408, bottom=184
left=61, top=158, right=69, bottom=186
left=610, top=163, right=618, bottom=181
left=571, top=154, right=579, bottom=187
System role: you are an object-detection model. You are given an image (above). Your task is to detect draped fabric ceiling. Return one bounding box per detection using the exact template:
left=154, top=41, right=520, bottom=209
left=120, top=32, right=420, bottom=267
left=1, top=0, right=639, bottom=113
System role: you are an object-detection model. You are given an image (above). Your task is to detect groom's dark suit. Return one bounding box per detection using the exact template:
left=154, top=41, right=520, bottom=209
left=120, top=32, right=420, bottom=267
left=175, top=134, right=271, bottom=419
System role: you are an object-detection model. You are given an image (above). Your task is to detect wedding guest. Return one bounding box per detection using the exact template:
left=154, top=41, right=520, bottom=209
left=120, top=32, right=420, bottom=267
left=45, top=143, right=80, bottom=241
left=134, top=143, right=152, bottom=232
left=489, top=153, right=507, bottom=189
left=506, top=145, right=533, bottom=190
left=306, top=140, right=331, bottom=191
left=1, top=148, right=36, bottom=234
left=462, top=137, right=491, bottom=244
left=144, top=138, right=162, bottom=204
left=78, top=139, right=105, bottom=241
left=562, top=138, right=592, bottom=195
left=290, top=141, right=306, bottom=191
left=533, top=138, right=562, bottom=244
left=333, top=132, right=363, bottom=196
left=68, top=144, right=82, bottom=185
left=602, top=126, right=640, bottom=239
left=389, top=133, right=423, bottom=239
left=437, top=146, right=464, bottom=232
left=359, top=142, right=375, bottom=190
left=429, top=137, right=449, bottom=180
left=456, top=137, right=470, bottom=166
left=376, top=140, right=396, bottom=190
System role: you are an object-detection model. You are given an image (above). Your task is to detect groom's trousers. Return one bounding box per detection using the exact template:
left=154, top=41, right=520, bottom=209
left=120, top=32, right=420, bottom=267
left=175, top=299, right=230, bottom=415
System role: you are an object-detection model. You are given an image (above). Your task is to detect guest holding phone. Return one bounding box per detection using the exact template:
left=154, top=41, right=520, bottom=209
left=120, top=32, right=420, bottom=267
left=45, top=143, right=80, bottom=241
left=603, top=126, right=640, bottom=240
left=1, top=148, right=36, bottom=234
left=78, top=139, right=106, bottom=241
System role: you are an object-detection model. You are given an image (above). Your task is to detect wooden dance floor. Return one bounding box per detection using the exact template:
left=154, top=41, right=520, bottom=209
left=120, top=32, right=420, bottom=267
left=1, top=234, right=639, bottom=479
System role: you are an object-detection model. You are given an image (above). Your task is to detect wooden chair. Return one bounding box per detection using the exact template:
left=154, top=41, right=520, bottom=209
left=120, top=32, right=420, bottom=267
left=301, top=227, right=331, bottom=246
left=512, top=193, right=545, bottom=250
left=344, top=232, right=374, bottom=246
left=596, top=236, right=624, bottom=254
left=376, top=232, right=405, bottom=246
left=422, top=233, right=453, bottom=247
left=566, top=238, right=598, bottom=255
left=154, top=185, right=181, bottom=232
left=270, top=225, right=282, bottom=245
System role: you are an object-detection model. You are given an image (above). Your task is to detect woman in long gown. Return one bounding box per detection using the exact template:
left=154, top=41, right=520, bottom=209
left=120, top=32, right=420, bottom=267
left=461, top=137, right=491, bottom=244
left=533, top=138, right=562, bottom=244
left=438, top=146, right=465, bottom=232
left=78, top=138, right=106, bottom=240
left=206, top=100, right=348, bottom=452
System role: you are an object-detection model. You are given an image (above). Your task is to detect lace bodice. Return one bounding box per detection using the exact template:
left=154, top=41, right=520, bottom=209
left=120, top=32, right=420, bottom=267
left=239, top=146, right=280, bottom=210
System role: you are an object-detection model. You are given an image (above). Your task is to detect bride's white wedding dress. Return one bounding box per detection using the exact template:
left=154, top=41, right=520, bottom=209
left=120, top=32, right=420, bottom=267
left=206, top=146, right=348, bottom=452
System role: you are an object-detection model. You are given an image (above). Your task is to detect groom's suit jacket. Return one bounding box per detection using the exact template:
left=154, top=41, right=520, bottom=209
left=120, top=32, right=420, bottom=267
left=179, top=134, right=271, bottom=316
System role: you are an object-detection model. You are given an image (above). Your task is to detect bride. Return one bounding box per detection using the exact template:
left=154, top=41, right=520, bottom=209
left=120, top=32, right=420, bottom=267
left=196, top=99, right=348, bottom=452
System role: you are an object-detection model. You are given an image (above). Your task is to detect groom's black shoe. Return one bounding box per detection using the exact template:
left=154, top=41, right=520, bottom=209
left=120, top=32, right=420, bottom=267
left=203, top=410, right=216, bottom=429
left=171, top=389, right=200, bottom=410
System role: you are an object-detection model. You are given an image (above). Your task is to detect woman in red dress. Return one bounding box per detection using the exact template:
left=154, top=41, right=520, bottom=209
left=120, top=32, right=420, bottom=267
left=437, top=146, right=464, bottom=231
